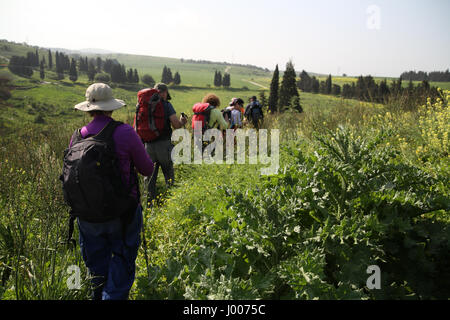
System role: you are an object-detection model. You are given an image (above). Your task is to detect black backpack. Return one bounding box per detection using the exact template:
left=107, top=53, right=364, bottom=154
left=60, top=121, right=138, bottom=245
left=250, top=101, right=262, bottom=115
left=222, top=108, right=232, bottom=122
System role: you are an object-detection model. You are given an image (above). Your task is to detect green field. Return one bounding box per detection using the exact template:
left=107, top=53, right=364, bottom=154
left=0, top=41, right=449, bottom=300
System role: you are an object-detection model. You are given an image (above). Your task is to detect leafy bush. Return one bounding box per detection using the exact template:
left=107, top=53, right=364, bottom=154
left=142, top=74, right=155, bottom=87
left=138, top=126, right=449, bottom=300
left=94, top=73, right=111, bottom=84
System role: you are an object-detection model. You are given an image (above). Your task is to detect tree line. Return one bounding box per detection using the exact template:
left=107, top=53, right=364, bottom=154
left=181, top=58, right=270, bottom=73
left=400, top=70, right=450, bottom=82
left=8, top=50, right=142, bottom=85
left=296, top=70, right=440, bottom=106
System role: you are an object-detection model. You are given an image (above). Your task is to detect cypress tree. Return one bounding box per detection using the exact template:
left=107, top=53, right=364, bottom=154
left=298, top=70, right=312, bottom=92
left=127, top=68, right=134, bottom=83
left=96, top=57, right=103, bottom=72
left=174, top=72, right=181, bottom=85
left=278, top=61, right=299, bottom=111
left=311, top=77, right=319, bottom=94
left=134, top=69, right=139, bottom=83
left=214, top=71, right=218, bottom=87
left=161, top=66, right=168, bottom=83
left=217, top=71, right=222, bottom=87
left=325, top=74, right=332, bottom=94
left=268, top=64, right=279, bottom=113
left=88, top=59, right=97, bottom=82
left=39, top=59, right=45, bottom=80
left=222, top=73, right=230, bottom=87
left=35, top=49, right=39, bottom=67
left=69, top=58, right=78, bottom=82
left=48, top=50, right=53, bottom=69
left=167, top=68, right=173, bottom=84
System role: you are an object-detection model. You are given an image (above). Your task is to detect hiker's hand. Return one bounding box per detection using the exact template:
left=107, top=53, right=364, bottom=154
left=180, top=116, right=187, bottom=125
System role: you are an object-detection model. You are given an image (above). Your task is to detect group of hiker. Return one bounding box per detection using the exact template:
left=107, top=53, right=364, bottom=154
left=60, top=82, right=264, bottom=300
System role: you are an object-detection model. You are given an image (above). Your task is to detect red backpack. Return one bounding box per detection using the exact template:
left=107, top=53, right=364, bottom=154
left=133, top=88, right=166, bottom=142
left=192, top=103, right=215, bottom=131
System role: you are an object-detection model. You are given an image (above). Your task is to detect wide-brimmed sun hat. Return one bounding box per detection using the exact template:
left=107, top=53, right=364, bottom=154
left=74, top=83, right=126, bottom=112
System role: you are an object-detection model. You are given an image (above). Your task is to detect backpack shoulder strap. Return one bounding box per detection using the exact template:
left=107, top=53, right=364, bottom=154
left=70, top=128, right=83, bottom=145
left=95, top=120, right=123, bottom=143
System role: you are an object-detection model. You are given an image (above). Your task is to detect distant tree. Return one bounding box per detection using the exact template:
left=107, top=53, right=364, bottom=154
left=87, top=59, right=97, bottom=81
left=39, top=60, right=45, bottom=80
left=142, top=74, right=156, bottom=87
left=103, top=59, right=116, bottom=74
left=342, top=84, right=353, bottom=98
left=167, top=68, right=173, bottom=84
left=127, top=68, right=134, bottom=83
left=0, top=73, right=12, bottom=100
left=268, top=64, right=279, bottom=113
left=298, top=70, right=312, bottom=92
left=48, top=50, right=53, bottom=69
left=134, top=69, right=139, bottom=84
left=161, top=66, right=168, bottom=83
left=318, top=81, right=325, bottom=94
left=311, top=76, right=320, bottom=94
left=378, top=79, right=390, bottom=102
left=94, top=73, right=111, bottom=83
left=69, top=58, right=78, bottom=82
left=96, top=57, right=103, bottom=72
left=332, top=84, right=341, bottom=96
left=325, top=74, right=332, bottom=94
left=55, top=51, right=65, bottom=80
left=173, top=72, right=181, bottom=85
left=213, top=71, right=218, bottom=87
left=278, top=61, right=299, bottom=111
left=35, top=49, right=39, bottom=67
left=222, top=73, right=230, bottom=87
left=8, top=56, right=33, bottom=77
left=161, top=65, right=173, bottom=84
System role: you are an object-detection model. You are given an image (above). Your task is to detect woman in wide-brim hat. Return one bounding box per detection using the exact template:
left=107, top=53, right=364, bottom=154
left=69, top=83, right=154, bottom=300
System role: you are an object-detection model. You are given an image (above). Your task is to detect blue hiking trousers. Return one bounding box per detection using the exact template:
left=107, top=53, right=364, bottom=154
left=77, top=205, right=143, bottom=300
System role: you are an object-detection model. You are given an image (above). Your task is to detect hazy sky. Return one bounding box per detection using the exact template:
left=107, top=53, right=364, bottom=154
left=1, top=0, right=449, bottom=77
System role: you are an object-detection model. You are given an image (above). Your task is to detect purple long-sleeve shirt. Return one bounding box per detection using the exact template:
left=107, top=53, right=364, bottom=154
left=69, top=115, right=154, bottom=200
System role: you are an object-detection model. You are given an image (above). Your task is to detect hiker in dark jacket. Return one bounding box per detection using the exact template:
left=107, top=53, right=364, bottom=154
left=144, top=83, right=187, bottom=205
left=68, top=83, right=154, bottom=300
left=245, top=96, right=264, bottom=129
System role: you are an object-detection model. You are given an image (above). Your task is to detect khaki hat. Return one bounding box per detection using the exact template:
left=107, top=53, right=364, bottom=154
left=74, top=83, right=126, bottom=112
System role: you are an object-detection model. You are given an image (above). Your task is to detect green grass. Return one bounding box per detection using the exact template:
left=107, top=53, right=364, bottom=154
left=1, top=40, right=449, bottom=300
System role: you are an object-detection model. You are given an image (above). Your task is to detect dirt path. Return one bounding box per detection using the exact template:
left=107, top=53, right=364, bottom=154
left=242, top=79, right=269, bottom=90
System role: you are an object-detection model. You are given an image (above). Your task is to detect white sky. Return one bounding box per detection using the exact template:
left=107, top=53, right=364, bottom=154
left=0, top=0, right=449, bottom=77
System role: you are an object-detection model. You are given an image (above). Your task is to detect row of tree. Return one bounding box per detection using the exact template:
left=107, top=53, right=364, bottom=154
left=213, top=71, right=231, bottom=87
left=297, top=70, right=439, bottom=106
left=400, top=70, right=450, bottom=82
left=9, top=50, right=142, bottom=84
left=268, top=62, right=303, bottom=113
left=161, top=66, right=181, bottom=85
